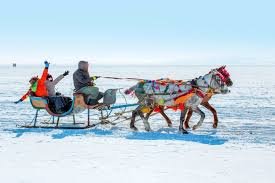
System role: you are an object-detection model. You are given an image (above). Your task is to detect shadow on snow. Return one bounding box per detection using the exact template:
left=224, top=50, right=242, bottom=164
left=126, top=131, right=227, bottom=145
left=4, top=127, right=227, bottom=145
left=4, top=128, right=112, bottom=139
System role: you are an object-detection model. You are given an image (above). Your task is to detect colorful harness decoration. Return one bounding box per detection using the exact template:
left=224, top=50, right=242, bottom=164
left=132, top=78, right=206, bottom=113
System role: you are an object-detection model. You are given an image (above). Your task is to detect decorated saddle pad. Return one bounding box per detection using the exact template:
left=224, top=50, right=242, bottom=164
left=134, top=79, right=195, bottom=107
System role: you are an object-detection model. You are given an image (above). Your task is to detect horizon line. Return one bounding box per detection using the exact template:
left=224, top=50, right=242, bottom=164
left=1, top=63, right=275, bottom=67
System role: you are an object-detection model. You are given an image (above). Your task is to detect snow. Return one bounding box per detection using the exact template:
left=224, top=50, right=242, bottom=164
left=0, top=65, right=275, bottom=183
left=1, top=132, right=274, bottom=183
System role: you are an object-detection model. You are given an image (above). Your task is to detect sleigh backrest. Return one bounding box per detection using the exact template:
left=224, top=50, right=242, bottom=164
left=30, top=97, right=48, bottom=109
left=103, top=89, right=118, bottom=105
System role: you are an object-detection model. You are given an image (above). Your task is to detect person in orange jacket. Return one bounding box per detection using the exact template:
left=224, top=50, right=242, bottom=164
left=14, top=61, right=50, bottom=104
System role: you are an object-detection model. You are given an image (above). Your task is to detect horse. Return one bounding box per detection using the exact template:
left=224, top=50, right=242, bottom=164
left=152, top=66, right=233, bottom=130
left=125, top=66, right=232, bottom=134
left=184, top=66, right=233, bottom=129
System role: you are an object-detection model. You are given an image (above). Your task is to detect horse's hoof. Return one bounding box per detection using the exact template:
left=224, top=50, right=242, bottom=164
left=181, top=129, right=188, bottom=134
left=182, top=130, right=188, bottom=134
left=130, top=126, right=138, bottom=131
left=213, top=123, right=218, bottom=129
left=145, top=128, right=152, bottom=132
left=179, top=128, right=188, bottom=134
left=168, top=123, right=172, bottom=127
left=192, top=125, right=199, bottom=130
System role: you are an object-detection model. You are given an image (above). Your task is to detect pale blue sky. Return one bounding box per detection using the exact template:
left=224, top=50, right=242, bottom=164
left=0, top=0, right=274, bottom=65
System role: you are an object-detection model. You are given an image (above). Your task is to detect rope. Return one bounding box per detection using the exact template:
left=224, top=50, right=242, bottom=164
left=99, top=76, right=189, bottom=85
left=99, top=76, right=146, bottom=81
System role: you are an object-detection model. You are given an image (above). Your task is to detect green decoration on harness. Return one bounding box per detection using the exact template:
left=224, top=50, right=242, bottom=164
left=135, top=82, right=145, bottom=94
left=157, top=98, right=165, bottom=105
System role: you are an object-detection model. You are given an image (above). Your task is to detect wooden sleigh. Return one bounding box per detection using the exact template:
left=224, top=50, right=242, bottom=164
left=22, top=89, right=119, bottom=129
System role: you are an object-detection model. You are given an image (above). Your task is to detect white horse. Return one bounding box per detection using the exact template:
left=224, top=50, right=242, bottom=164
left=184, top=66, right=233, bottom=129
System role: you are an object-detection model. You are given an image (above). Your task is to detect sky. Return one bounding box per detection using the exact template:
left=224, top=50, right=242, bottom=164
left=0, top=0, right=274, bottom=65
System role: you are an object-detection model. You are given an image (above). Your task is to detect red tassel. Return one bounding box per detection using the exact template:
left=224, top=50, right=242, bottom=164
left=154, top=107, right=162, bottom=113
left=178, top=103, right=185, bottom=110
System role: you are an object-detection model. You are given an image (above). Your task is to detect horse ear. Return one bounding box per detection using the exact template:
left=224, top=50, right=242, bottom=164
left=223, top=65, right=226, bottom=68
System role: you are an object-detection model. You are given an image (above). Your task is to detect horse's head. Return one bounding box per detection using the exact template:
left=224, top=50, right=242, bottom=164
left=204, top=68, right=232, bottom=94
left=217, top=65, right=233, bottom=87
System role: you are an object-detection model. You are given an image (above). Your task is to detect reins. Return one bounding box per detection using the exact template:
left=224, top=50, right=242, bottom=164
left=98, top=76, right=211, bottom=89
left=98, top=76, right=147, bottom=81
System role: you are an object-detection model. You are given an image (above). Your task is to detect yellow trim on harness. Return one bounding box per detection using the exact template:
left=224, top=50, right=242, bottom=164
left=141, top=106, right=151, bottom=113
left=206, top=88, right=215, bottom=98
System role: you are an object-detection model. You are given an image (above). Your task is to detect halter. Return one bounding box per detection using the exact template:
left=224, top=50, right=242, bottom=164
left=197, top=70, right=225, bottom=92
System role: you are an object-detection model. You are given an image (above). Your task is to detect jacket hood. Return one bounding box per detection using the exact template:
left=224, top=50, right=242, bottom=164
left=78, top=61, right=88, bottom=71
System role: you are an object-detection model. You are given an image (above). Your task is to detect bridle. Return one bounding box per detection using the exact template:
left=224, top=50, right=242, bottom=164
left=197, top=70, right=226, bottom=92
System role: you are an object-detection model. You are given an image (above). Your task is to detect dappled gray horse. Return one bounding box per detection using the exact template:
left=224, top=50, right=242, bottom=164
left=184, top=66, right=233, bottom=129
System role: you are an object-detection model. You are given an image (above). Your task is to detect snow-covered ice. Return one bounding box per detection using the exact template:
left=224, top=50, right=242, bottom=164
left=0, top=65, right=274, bottom=183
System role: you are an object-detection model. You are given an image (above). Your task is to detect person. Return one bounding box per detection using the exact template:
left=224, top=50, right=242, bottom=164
left=14, top=61, right=50, bottom=104
left=45, top=70, right=72, bottom=114
left=73, top=61, right=103, bottom=105
left=45, top=71, right=69, bottom=96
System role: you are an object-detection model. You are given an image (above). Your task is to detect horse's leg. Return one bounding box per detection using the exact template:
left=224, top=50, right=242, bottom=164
left=184, top=109, right=193, bottom=129
left=179, top=108, right=188, bottom=134
left=192, top=107, right=206, bottom=130
left=130, top=107, right=139, bottom=131
left=138, top=110, right=152, bottom=132
left=145, top=109, right=153, bottom=119
left=159, top=107, right=172, bottom=127
left=202, top=101, right=218, bottom=128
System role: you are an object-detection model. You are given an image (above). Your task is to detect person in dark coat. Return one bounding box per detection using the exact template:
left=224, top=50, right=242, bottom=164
left=73, top=61, right=103, bottom=105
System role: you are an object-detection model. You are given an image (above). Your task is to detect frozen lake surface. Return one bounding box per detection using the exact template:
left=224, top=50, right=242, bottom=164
left=0, top=65, right=274, bottom=183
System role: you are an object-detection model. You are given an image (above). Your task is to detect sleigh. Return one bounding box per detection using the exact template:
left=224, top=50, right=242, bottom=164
left=20, top=89, right=138, bottom=129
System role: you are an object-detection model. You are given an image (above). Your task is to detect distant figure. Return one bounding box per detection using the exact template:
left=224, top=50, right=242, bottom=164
left=14, top=61, right=50, bottom=104
left=73, top=61, right=103, bottom=105
left=46, top=71, right=69, bottom=96
left=13, top=63, right=16, bottom=67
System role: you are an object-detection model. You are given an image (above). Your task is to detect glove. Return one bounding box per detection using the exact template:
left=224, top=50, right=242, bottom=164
left=14, top=99, right=23, bottom=104
left=63, top=71, right=69, bottom=76
left=124, top=89, right=132, bottom=95
left=56, top=92, right=62, bottom=96
left=44, top=61, right=50, bottom=68
left=91, top=76, right=100, bottom=80
left=88, top=81, right=95, bottom=86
